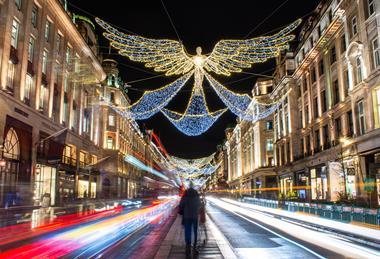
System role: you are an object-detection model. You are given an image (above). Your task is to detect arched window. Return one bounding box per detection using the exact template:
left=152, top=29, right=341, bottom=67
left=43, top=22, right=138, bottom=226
left=3, top=127, right=20, bottom=160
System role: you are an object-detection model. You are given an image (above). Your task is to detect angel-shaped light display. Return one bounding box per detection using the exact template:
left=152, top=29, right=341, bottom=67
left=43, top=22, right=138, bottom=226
left=96, top=18, right=301, bottom=136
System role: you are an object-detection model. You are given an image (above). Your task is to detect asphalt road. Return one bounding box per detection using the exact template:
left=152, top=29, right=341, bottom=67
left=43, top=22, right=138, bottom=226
left=207, top=198, right=377, bottom=259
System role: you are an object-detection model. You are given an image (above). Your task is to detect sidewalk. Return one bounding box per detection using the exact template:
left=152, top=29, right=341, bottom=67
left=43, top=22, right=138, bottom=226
left=154, top=213, right=236, bottom=259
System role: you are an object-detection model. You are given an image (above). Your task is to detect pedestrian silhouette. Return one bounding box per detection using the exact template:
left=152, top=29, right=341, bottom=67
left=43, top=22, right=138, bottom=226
left=179, top=181, right=200, bottom=258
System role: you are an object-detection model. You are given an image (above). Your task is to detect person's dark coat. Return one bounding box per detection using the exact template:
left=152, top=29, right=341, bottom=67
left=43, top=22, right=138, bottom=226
left=179, top=188, right=200, bottom=220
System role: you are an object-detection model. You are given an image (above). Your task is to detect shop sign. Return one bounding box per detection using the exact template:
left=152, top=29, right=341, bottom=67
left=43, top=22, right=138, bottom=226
left=364, top=178, right=375, bottom=192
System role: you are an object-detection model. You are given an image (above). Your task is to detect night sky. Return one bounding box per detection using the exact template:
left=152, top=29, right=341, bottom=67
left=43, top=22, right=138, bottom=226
left=68, top=0, right=320, bottom=158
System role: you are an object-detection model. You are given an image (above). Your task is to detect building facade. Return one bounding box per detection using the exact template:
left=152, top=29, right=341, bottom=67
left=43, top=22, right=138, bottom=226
left=225, top=79, right=277, bottom=199
left=272, top=0, right=380, bottom=207
left=0, top=0, right=165, bottom=207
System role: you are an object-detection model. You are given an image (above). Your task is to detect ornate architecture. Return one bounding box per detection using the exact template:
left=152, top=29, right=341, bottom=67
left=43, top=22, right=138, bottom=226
left=225, top=79, right=277, bottom=198
left=271, top=0, right=380, bottom=207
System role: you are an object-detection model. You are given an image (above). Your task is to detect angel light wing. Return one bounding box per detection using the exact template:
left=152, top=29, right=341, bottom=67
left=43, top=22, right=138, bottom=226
left=204, top=19, right=302, bottom=76
left=96, top=18, right=194, bottom=76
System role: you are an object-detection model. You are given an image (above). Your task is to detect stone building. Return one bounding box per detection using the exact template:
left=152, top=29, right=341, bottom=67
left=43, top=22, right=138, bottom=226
left=0, top=0, right=165, bottom=207
left=272, top=0, right=380, bottom=207
left=225, top=79, right=277, bottom=198
left=0, top=0, right=106, bottom=206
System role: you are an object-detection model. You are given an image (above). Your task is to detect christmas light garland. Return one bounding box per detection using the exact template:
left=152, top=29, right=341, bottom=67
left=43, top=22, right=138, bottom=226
left=128, top=72, right=192, bottom=119
left=161, top=81, right=226, bottom=136
left=96, top=17, right=301, bottom=135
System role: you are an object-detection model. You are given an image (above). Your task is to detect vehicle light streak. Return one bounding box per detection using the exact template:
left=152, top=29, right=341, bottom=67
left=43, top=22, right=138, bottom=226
left=0, top=198, right=178, bottom=259
left=208, top=197, right=380, bottom=258
left=0, top=205, right=123, bottom=247
left=124, top=154, right=169, bottom=180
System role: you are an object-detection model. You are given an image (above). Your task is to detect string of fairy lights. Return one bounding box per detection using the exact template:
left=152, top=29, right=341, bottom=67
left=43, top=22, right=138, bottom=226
left=96, top=17, right=301, bottom=136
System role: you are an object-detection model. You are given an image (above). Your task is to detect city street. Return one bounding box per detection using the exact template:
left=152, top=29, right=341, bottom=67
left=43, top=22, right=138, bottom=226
left=1, top=0, right=380, bottom=257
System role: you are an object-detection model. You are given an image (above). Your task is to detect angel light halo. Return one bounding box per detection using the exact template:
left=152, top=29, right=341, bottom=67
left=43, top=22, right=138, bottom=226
left=96, top=17, right=301, bottom=135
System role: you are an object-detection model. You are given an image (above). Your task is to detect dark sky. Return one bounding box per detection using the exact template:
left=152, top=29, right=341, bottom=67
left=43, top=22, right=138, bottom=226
left=68, top=0, right=321, bottom=158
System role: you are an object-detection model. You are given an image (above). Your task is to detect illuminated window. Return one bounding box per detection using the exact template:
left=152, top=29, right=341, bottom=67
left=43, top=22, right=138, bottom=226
left=108, top=114, right=115, bottom=126
left=11, top=19, right=20, bottom=48
left=45, top=21, right=51, bottom=41
left=39, top=84, right=47, bottom=110
left=375, top=89, right=380, bottom=128
left=107, top=136, right=114, bottom=149
left=266, top=139, right=273, bottom=152
left=28, top=36, right=35, bottom=62
left=357, top=100, right=366, bottom=135
left=3, top=128, right=20, bottom=160
left=373, top=38, right=380, bottom=69
left=266, top=120, right=273, bottom=130
left=7, top=61, right=16, bottom=90
left=66, top=46, right=71, bottom=64
left=25, top=74, right=34, bottom=100
left=356, top=57, right=363, bottom=83
left=42, top=50, right=48, bottom=74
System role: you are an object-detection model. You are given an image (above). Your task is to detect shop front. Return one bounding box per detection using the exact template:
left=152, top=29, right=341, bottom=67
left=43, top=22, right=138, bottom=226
left=1, top=116, right=32, bottom=207
left=295, top=170, right=309, bottom=200
left=279, top=173, right=294, bottom=198
left=310, top=165, right=328, bottom=201
left=57, top=169, right=75, bottom=204
left=34, top=164, right=57, bottom=206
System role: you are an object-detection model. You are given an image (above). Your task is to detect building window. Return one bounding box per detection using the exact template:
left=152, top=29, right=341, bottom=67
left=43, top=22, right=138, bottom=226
left=311, top=67, right=317, bottom=83
left=303, top=77, right=308, bottom=93
left=357, top=100, right=366, bottom=135
left=333, top=79, right=340, bottom=105
left=45, top=21, right=51, bottom=41
left=318, top=59, right=324, bottom=76
left=66, top=46, right=71, bottom=64
left=266, top=120, right=273, bottom=130
left=330, top=46, right=337, bottom=64
left=266, top=139, right=273, bottom=152
left=7, top=61, right=16, bottom=90
left=356, top=57, right=363, bottom=83
left=341, top=34, right=346, bottom=53
left=368, top=0, right=375, bottom=17
left=305, top=135, right=311, bottom=155
left=39, top=84, right=47, bottom=110
left=15, top=0, right=21, bottom=10
left=343, top=70, right=349, bottom=96
left=321, top=90, right=327, bottom=113
left=107, top=136, right=114, bottom=149
left=31, top=5, right=38, bottom=27
left=373, top=38, right=380, bottom=69
left=56, top=34, right=62, bottom=56
left=28, top=36, right=35, bottom=62
left=347, top=110, right=354, bottom=137
left=351, top=16, right=358, bottom=36
left=305, top=105, right=309, bottom=124
left=3, top=128, right=20, bottom=160
left=323, top=124, right=329, bottom=148
left=42, top=50, right=48, bottom=74
left=315, top=129, right=320, bottom=151
left=110, top=91, right=115, bottom=103
left=375, top=88, right=380, bottom=128
left=63, top=101, right=69, bottom=124
left=25, top=74, right=34, bottom=101
left=11, top=19, right=20, bottom=48
left=313, top=97, right=318, bottom=118
left=335, top=117, right=342, bottom=139
left=108, top=114, right=115, bottom=126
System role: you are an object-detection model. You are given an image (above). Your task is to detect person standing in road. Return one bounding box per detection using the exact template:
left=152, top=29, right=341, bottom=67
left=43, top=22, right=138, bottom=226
left=179, top=181, right=201, bottom=258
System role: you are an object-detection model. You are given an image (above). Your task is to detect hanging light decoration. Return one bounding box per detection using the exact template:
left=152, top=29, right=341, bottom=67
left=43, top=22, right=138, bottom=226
left=96, top=17, right=302, bottom=135
left=129, top=72, right=192, bottom=119
left=161, top=78, right=226, bottom=136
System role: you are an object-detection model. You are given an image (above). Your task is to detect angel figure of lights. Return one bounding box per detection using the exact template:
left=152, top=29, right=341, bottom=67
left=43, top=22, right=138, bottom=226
left=96, top=18, right=301, bottom=136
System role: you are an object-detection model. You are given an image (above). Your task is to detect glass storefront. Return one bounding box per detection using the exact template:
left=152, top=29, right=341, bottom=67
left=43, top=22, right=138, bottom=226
left=78, top=179, right=89, bottom=198
left=310, top=166, right=328, bottom=200
left=280, top=174, right=293, bottom=197
left=58, top=170, right=75, bottom=203
left=34, top=165, right=56, bottom=206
